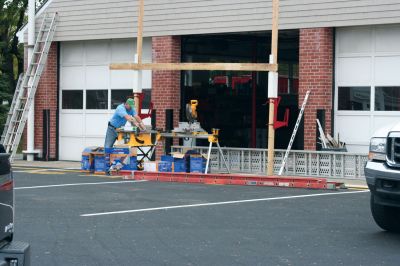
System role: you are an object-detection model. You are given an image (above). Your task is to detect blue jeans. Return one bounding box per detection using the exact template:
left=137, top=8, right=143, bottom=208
left=104, top=125, right=118, bottom=148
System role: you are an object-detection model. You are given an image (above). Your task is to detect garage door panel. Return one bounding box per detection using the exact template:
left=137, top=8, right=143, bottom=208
left=375, top=56, right=400, bottom=85
left=111, top=39, right=135, bottom=62
left=343, top=144, right=369, bottom=153
left=337, top=57, right=371, bottom=86
left=86, top=66, right=109, bottom=89
left=60, top=114, right=84, bottom=137
left=143, top=70, right=152, bottom=88
left=372, top=116, right=399, bottom=134
left=60, top=66, right=85, bottom=89
left=61, top=42, right=84, bottom=65
left=375, top=25, right=400, bottom=53
left=59, top=137, right=85, bottom=161
left=85, top=40, right=109, bottom=63
left=110, top=70, right=134, bottom=88
left=337, top=27, right=372, bottom=55
left=143, top=38, right=152, bottom=63
left=85, top=114, right=109, bottom=136
left=336, top=115, right=371, bottom=144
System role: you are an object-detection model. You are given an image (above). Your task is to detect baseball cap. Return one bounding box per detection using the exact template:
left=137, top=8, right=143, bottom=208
left=126, top=98, right=135, bottom=109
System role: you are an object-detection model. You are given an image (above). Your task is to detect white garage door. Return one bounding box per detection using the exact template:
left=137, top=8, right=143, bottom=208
left=335, top=25, right=400, bottom=153
left=59, top=38, right=152, bottom=161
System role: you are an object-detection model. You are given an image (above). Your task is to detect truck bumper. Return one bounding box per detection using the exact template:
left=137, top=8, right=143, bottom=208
left=365, top=161, right=400, bottom=208
left=0, top=241, right=30, bottom=266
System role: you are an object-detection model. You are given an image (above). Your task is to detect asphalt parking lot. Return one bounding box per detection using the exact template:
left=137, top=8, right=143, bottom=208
left=12, top=167, right=400, bottom=266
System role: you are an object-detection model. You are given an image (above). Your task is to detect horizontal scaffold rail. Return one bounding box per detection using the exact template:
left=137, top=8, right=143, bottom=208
left=110, top=63, right=278, bottom=72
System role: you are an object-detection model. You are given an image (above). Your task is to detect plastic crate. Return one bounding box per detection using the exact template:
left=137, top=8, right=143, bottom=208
left=174, top=159, right=186, bottom=172
left=158, top=161, right=173, bottom=172
left=161, top=155, right=174, bottom=162
left=189, top=157, right=206, bottom=173
left=81, top=147, right=98, bottom=172
left=81, top=155, right=93, bottom=172
left=94, top=154, right=106, bottom=174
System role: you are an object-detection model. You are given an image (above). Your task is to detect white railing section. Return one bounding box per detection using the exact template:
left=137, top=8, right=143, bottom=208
left=171, top=146, right=369, bottom=180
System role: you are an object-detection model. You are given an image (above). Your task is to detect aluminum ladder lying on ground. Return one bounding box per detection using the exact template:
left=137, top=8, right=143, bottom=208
left=278, top=90, right=310, bottom=176
left=1, top=13, right=58, bottom=162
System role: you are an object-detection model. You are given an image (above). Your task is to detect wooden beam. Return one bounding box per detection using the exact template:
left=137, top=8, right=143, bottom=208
left=267, top=0, right=280, bottom=176
left=271, top=0, right=279, bottom=64
left=110, top=63, right=278, bottom=72
left=134, top=0, right=144, bottom=114
left=136, top=0, right=144, bottom=64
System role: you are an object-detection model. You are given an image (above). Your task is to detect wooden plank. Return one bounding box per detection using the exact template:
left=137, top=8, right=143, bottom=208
left=267, top=0, right=280, bottom=176
left=136, top=0, right=144, bottom=64
left=271, top=0, right=280, bottom=63
left=110, top=63, right=278, bottom=72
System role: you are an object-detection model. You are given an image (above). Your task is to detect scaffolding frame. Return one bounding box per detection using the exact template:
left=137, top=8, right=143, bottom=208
left=110, top=0, right=281, bottom=175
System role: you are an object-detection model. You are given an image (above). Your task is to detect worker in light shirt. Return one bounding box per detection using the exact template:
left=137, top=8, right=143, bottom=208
left=104, top=98, right=146, bottom=148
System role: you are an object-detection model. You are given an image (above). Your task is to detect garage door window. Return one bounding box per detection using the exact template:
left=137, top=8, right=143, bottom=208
left=338, top=87, right=370, bottom=111
left=86, top=90, right=108, bottom=109
left=375, top=87, right=400, bottom=111
left=111, top=89, right=133, bottom=109
left=62, top=90, right=83, bottom=109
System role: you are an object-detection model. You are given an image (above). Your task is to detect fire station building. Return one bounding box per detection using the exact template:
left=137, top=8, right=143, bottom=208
left=20, top=0, right=400, bottom=161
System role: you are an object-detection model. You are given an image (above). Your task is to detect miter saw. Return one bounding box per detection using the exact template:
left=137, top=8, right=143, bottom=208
left=173, top=100, right=205, bottom=133
left=186, top=100, right=198, bottom=123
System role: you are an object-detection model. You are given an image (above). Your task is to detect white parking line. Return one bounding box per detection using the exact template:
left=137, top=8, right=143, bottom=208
left=81, top=190, right=369, bottom=217
left=15, top=180, right=147, bottom=190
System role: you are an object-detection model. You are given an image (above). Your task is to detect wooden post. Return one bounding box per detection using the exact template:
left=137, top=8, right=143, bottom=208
left=134, top=0, right=144, bottom=114
left=136, top=0, right=144, bottom=64
left=267, top=0, right=280, bottom=176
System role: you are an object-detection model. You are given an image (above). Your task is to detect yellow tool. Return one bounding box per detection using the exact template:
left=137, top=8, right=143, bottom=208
left=116, top=130, right=160, bottom=147
left=208, top=128, right=220, bottom=143
left=191, top=100, right=198, bottom=119
left=186, top=100, right=198, bottom=123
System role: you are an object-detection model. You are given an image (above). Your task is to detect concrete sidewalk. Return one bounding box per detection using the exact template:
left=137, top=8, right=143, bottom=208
left=12, top=159, right=81, bottom=170
left=11, top=159, right=368, bottom=189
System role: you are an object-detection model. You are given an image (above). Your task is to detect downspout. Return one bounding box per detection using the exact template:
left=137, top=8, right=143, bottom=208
left=27, top=0, right=35, bottom=161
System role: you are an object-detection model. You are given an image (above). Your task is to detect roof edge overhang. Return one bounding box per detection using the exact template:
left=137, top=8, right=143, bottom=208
left=17, top=0, right=54, bottom=43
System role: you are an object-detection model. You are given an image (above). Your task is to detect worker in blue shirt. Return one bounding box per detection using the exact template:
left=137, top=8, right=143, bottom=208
left=104, top=98, right=146, bottom=148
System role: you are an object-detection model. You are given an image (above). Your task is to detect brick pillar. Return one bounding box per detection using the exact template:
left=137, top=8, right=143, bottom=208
left=152, top=36, right=181, bottom=158
left=299, top=28, right=333, bottom=150
left=34, top=42, right=58, bottom=160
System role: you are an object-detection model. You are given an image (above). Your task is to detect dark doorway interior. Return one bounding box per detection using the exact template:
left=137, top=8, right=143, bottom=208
left=181, top=31, right=301, bottom=149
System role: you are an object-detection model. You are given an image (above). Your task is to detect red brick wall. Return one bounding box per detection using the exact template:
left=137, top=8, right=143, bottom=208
left=29, top=42, right=58, bottom=160
left=152, top=36, right=181, bottom=157
left=299, top=28, right=333, bottom=150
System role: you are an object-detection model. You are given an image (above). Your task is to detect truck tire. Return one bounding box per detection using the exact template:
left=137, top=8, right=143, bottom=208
left=370, top=195, right=400, bottom=233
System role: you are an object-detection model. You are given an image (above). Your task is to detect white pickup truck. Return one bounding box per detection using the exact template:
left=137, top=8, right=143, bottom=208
left=365, top=123, right=400, bottom=233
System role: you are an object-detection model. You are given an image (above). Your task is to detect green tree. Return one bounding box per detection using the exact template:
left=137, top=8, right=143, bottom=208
left=0, top=0, right=44, bottom=133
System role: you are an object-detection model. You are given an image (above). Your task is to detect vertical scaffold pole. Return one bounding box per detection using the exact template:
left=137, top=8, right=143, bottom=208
left=267, top=0, right=280, bottom=176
